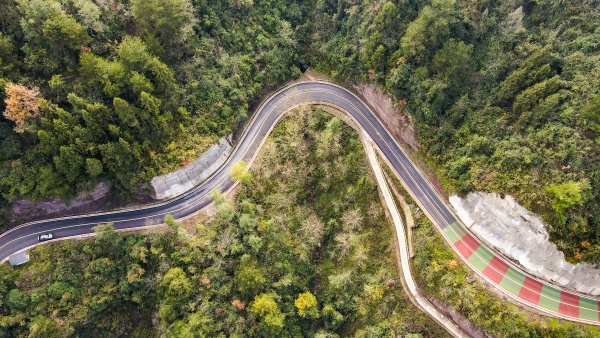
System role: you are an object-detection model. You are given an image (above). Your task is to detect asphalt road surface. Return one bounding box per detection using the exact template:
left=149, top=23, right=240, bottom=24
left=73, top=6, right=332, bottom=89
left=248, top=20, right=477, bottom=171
left=1, top=82, right=598, bottom=325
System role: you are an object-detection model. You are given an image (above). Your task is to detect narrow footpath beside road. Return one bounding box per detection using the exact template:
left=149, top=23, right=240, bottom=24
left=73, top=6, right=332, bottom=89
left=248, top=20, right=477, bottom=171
left=0, top=81, right=598, bottom=327
left=361, top=129, right=467, bottom=338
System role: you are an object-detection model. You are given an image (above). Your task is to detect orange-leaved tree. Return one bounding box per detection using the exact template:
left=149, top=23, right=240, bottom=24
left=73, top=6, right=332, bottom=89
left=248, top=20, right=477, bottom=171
left=3, top=82, right=41, bottom=133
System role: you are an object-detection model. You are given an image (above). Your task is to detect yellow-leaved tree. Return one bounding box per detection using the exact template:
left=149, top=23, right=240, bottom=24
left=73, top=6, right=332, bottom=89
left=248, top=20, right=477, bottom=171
left=294, top=291, right=319, bottom=318
left=230, top=160, right=253, bottom=185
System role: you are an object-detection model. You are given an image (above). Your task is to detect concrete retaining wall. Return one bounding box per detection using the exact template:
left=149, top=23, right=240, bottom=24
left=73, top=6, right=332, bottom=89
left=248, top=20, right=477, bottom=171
left=151, top=136, right=233, bottom=200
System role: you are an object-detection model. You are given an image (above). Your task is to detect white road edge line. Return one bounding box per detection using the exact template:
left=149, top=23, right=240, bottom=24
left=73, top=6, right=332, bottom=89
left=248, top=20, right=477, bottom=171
left=361, top=129, right=467, bottom=338
left=3, top=82, right=598, bottom=326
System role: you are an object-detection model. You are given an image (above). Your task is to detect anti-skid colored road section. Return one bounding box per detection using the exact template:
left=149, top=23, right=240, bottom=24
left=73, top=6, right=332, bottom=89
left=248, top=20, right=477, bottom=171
left=0, top=81, right=598, bottom=325
left=443, top=222, right=599, bottom=322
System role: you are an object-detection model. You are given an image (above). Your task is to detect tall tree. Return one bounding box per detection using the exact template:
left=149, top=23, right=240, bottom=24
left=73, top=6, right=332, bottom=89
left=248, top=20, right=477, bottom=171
left=401, top=1, right=458, bottom=63
left=130, top=0, right=197, bottom=59
left=3, top=83, right=41, bottom=133
left=295, top=292, right=319, bottom=319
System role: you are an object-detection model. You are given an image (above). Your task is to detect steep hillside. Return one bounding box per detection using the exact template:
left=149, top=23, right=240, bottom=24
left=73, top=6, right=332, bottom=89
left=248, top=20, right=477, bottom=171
left=302, top=0, right=600, bottom=264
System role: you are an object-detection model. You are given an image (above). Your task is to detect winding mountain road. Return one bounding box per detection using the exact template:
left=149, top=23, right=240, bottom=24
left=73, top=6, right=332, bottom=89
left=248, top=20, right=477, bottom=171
left=1, top=82, right=598, bottom=326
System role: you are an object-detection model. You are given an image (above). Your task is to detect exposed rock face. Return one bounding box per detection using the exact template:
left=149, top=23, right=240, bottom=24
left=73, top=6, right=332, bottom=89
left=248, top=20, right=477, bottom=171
left=450, top=192, right=600, bottom=296
left=151, top=136, right=233, bottom=200
left=353, top=83, right=420, bottom=150
left=11, top=182, right=110, bottom=219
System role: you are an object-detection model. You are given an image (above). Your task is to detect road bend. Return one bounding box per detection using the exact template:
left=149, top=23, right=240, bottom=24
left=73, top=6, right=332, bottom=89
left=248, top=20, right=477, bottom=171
left=0, top=82, right=598, bottom=326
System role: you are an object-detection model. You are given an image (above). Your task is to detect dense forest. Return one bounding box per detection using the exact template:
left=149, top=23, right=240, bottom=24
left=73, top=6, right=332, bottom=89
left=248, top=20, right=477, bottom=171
left=0, top=108, right=448, bottom=337
left=1, top=0, right=600, bottom=335
left=2, top=107, right=598, bottom=337
left=0, top=0, right=301, bottom=230
left=304, top=0, right=600, bottom=263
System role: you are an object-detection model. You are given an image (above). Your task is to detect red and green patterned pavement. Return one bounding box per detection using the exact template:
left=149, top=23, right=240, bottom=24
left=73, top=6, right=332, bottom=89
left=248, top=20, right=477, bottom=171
left=442, top=221, right=600, bottom=323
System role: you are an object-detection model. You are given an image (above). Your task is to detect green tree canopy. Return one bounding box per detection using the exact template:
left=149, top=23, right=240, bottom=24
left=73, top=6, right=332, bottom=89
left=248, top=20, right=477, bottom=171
left=400, top=1, right=458, bottom=63
left=545, top=180, right=588, bottom=213
left=5, top=288, right=28, bottom=310
left=249, top=293, right=279, bottom=317
left=28, top=315, right=73, bottom=338
left=162, top=267, right=192, bottom=302
left=432, top=39, right=473, bottom=86
left=231, top=160, right=252, bottom=185
left=43, top=14, right=91, bottom=50
left=130, top=0, right=197, bottom=58
left=234, top=259, right=266, bottom=297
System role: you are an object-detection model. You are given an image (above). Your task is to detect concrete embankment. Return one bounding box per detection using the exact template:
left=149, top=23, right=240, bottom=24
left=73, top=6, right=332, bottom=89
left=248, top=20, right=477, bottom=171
left=151, top=136, right=233, bottom=200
